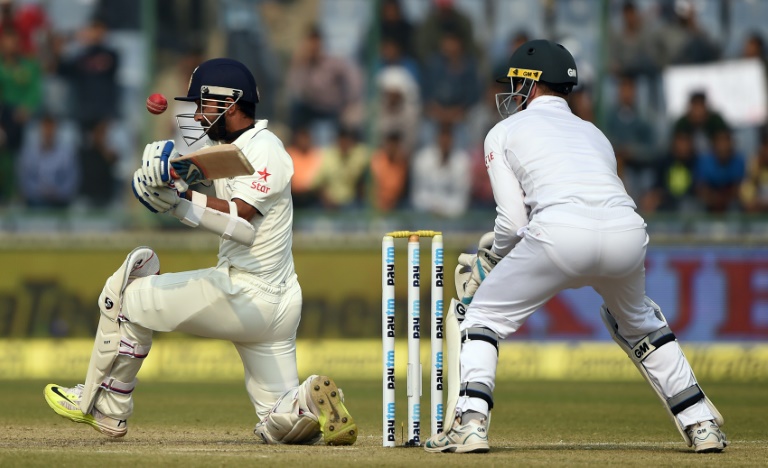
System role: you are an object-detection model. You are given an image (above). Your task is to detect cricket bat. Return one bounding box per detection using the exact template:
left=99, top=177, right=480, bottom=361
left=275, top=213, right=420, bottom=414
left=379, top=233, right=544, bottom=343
left=170, top=144, right=254, bottom=186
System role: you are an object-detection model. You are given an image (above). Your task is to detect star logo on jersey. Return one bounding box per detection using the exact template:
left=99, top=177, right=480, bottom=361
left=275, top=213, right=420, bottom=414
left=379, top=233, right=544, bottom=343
left=257, top=167, right=271, bottom=182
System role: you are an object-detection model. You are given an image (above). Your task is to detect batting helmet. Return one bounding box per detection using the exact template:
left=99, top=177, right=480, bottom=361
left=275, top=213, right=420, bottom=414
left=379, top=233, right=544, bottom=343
left=175, top=57, right=260, bottom=104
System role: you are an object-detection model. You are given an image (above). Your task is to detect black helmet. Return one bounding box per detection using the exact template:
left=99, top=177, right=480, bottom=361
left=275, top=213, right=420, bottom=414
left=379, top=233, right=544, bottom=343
left=496, top=39, right=578, bottom=87
left=495, top=39, right=577, bottom=118
left=175, top=57, right=260, bottom=104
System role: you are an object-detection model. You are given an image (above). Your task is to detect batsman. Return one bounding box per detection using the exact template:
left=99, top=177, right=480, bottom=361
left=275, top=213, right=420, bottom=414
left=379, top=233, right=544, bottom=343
left=426, top=40, right=726, bottom=454
left=43, top=58, right=356, bottom=446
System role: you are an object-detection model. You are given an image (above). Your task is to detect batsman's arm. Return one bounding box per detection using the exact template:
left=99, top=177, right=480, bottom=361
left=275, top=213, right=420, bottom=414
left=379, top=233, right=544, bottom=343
left=170, top=190, right=258, bottom=246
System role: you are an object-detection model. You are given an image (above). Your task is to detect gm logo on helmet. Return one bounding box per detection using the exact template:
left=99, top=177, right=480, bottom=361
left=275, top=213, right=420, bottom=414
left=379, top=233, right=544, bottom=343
left=567, top=68, right=577, bottom=77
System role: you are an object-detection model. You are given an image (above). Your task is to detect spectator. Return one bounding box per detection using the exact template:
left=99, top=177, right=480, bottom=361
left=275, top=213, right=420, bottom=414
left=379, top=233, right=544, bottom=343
left=569, top=86, right=595, bottom=124
left=79, top=120, right=119, bottom=207
left=54, top=18, right=120, bottom=153
left=466, top=81, right=505, bottom=209
left=740, top=31, right=768, bottom=103
left=673, top=91, right=728, bottom=155
left=286, top=25, right=364, bottom=146
left=311, top=126, right=369, bottom=210
left=0, top=26, right=42, bottom=202
left=0, top=27, right=42, bottom=146
left=642, top=128, right=701, bottom=213
left=370, top=131, right=409, bottom=212
left=608, top=1, right=659, bottom=79
left=0, top=0, right=49, bottom=56
left=656, top=0, right=719, bottom=66
left=285, top=125, right=322, bottom=209
left=0, top=103, right=16, bottom=202
left=378, top=0, right=415, bottom=60
left=16, top=114, right=78, bottom=208
left=741, top=31, right=766, bottom=62
left=492, top=31, right=530, bottom=80
left=377, top=35, right=420, bottom=84
left=741, top=128, right=768, bottom=213
left=467, top=77, right=507, bottom=149
left=375, top=66, right=420, bottom=153
left=411, top=123, right=470, bottom=218
left=605, top=74, right=658, bottom=203
left=608, top=1, right=662, bottom=111
left=421, top=27, right=481, bottom=148
left=695, top=127, right=746, bottom=213
left=415, top=0, right=475, bottom=63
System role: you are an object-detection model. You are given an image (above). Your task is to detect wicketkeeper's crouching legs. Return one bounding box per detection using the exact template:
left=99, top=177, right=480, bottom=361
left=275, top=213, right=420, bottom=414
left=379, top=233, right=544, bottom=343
left=425, top=299, right=494, bottom=453
left=601, top=296, right=727, bottom=453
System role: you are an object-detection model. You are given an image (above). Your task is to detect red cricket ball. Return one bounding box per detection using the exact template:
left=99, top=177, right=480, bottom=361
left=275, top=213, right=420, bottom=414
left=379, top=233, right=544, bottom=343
left=146, top=93, right=168, bottom=115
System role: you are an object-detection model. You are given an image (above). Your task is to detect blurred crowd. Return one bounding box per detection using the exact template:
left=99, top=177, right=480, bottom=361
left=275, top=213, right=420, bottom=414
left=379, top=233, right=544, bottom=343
left=1, top=0, right=768, bottom=227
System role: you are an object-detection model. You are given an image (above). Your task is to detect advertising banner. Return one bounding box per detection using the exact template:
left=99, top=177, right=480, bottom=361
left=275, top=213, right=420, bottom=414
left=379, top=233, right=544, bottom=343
left=0, top=246, right=767, bottom=341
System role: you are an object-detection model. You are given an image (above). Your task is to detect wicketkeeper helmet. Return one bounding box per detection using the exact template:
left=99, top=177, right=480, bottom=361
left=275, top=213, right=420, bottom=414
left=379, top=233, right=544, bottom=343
left=495, top=39, right=577, bottom=118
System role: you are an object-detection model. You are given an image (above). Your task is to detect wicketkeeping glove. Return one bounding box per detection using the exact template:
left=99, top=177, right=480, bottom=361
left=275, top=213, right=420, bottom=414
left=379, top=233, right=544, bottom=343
left=140, top=140, right=178, bottom=187
left=131, top=168, right=181, bottom=213
left=455, top=232, right=502, bottom=305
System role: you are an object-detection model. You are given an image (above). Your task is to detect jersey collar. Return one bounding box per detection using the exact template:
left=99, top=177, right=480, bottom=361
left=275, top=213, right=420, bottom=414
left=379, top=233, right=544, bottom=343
left=228, top=120, right=269, bottom=147
left=528, top=95, right=571, bottom=112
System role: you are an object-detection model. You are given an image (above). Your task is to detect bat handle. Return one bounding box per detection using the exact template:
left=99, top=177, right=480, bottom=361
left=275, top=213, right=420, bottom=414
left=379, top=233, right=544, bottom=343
left=170, top=168, right=178, bottom=179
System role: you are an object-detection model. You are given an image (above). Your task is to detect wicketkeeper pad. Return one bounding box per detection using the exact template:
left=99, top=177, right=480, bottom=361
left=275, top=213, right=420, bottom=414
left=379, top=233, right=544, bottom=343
left=600, top=297, right=724, bottom=446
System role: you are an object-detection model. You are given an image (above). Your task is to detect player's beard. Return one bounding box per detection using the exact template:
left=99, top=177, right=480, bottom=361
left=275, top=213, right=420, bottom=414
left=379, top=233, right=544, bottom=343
left=206, top=114, right=228, bottom=142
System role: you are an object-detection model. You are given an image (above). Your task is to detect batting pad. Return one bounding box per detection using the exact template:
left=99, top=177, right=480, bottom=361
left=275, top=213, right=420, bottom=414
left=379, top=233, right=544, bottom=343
left=80, top=247, right=159, bottom=414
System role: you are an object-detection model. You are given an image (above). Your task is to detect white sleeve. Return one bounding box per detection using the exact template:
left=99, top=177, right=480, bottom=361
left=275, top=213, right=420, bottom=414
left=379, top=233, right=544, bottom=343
left=484, top=129, right=529, bottom=257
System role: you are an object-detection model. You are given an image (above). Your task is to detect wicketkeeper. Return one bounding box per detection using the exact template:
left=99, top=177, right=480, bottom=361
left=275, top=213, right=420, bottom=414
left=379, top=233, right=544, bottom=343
left=425, top=40, right=726, bottom=454
left=43, top=58, right=356, bottom=446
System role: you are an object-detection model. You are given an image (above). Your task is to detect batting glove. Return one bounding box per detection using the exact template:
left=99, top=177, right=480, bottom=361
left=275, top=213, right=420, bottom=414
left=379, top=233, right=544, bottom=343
left=140, top=140, right=178, bottom=186
left=131, top=168, right=180, bottom=213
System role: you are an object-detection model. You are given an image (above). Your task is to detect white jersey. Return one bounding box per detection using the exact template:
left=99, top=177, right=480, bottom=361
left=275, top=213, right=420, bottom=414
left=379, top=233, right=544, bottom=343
left=484, top=95, right=636, bottom=255
left=212, top=120, right=296, bottom=284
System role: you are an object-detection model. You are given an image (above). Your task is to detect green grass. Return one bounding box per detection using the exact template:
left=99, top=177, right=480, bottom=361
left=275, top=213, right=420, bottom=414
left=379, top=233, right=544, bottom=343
left=1, top=379, right=765, bottom=467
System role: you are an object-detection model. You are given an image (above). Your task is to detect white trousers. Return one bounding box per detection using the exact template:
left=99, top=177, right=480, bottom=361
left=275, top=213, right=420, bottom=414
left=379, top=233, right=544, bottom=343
left=458, top=208, right=713, bottom=426
left=97, top=262, right=302, bottom=420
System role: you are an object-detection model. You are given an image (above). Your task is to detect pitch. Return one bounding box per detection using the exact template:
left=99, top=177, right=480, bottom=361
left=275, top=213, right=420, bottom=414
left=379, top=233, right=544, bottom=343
left=1, top=379, right=764, bottom=467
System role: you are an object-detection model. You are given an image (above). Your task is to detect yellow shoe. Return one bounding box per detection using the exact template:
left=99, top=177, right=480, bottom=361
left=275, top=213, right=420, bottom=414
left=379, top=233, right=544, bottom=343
left=307, top=376, right=357, bottom=445
left=43, top=384, right=128, bottom=438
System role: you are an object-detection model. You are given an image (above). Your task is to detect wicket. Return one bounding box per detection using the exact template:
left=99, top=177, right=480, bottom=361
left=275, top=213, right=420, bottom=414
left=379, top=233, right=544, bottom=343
left=382, top=230, right=444, bottom=447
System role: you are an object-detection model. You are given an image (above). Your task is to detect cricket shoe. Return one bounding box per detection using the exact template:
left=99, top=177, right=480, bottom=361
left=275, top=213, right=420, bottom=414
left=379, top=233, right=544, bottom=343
left=305, top=375, right=357, bottom=445
left=44, top=384, right=127, bottom=438
left=686, top=420, right=727, bottom=453
left=424, top=415, right=489, bottom=453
